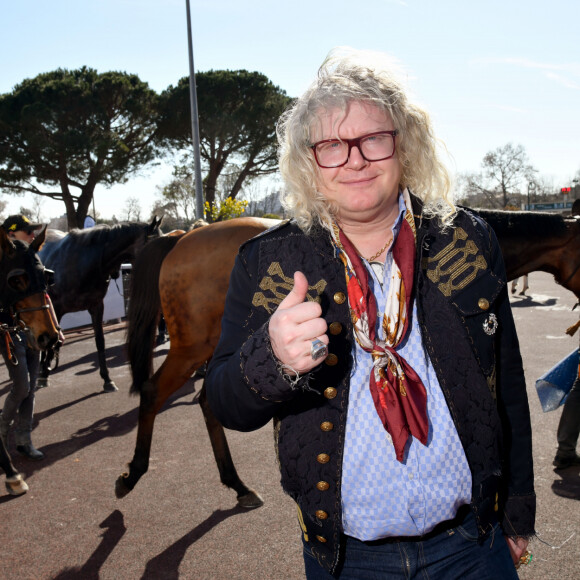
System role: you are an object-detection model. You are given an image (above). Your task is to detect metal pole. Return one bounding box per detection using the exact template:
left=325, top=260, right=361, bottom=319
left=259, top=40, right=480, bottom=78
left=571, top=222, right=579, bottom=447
left=185, top=0, right=204, bottom=220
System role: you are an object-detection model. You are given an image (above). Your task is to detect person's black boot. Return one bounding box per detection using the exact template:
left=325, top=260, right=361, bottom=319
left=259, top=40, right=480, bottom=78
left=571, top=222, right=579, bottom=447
left=554, top=377, right=580, bottom=469
left=16, top=443, right=45, bottom=461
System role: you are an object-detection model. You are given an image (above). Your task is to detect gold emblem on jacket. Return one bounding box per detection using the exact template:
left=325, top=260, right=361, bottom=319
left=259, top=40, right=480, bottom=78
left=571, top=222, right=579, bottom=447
left=252, top=262, right=327, bottom=314
left=425, top=228, right=487, bottom=297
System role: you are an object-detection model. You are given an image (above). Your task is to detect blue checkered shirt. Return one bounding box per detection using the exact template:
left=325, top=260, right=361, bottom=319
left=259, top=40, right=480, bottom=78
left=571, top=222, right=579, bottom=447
left=341, top=201, right=472, bottom=541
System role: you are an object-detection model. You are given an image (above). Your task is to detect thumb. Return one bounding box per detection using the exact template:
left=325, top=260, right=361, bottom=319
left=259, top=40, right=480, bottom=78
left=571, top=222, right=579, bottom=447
left=279, top=271, right=310, bottom=310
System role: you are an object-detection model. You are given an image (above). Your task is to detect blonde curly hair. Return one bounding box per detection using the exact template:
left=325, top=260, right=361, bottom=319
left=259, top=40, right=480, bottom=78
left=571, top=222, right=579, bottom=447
left=277, top=47, right=455, bottom=232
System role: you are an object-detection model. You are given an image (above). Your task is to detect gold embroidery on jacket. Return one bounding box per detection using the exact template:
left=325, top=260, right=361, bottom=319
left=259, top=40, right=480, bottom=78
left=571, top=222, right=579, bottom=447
left=252, top=262, right=327, bottom=314
left=486, top=367, right=497, bottom=400
left=296, top=504, right=309, bottom=542
left=426, top=228, right=487, bottom=297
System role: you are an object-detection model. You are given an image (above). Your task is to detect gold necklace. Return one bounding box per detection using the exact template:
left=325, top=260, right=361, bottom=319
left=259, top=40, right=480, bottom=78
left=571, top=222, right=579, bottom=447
left=331, top=222, right=391, bottom=262
left=364, top=237, right=392, bottom=262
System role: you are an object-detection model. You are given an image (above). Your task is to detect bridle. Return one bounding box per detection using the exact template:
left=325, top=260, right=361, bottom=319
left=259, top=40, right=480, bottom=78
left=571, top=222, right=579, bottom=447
left=1, top=292, right=60, bottom=365
left=12, top=301, right=51, bottom=318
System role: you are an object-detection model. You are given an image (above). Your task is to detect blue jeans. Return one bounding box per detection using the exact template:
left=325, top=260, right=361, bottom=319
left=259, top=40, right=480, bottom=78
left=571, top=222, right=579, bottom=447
left=0, top=330, right=40, bottom=440
left=303, top=511, right=518, bottom=579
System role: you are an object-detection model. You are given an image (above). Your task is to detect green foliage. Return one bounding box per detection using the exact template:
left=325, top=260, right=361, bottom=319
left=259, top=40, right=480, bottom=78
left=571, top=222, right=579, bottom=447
left=158, top=70, right=292, bottom=215
left=0, top=67, right=160, bottom=229
left=156, top=164, right=197, bottom=222
left=0, top=66, right=290, bottom=228
left=204, top=197, right=248, bottom=221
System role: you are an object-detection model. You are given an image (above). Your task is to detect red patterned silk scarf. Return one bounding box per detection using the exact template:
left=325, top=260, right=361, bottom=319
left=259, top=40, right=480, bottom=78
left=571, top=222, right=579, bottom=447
left=331, top=198, right=428, bottom=462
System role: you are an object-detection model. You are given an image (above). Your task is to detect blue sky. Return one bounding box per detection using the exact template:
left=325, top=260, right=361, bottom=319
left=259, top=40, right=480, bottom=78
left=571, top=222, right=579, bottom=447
left=1, top=0, right=579, bottom=220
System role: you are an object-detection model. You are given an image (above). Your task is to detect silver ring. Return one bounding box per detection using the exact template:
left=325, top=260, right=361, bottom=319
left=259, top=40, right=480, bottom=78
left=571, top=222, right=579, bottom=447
left=311, top=338, right=328, bottom=361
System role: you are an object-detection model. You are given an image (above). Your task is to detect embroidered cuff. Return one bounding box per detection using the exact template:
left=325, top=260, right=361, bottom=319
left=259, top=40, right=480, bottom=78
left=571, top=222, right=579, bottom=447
left=501, top=493, right=536, bottom=538
left=239, top=324, right=310, bottom=401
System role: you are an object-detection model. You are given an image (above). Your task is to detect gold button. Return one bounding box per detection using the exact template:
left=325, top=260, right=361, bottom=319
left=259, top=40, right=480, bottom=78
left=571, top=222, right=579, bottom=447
left=316, top=481, right=330, bottom=491
left=316, top=535, right=327, bottom=543
left=320, top=421, right=334, bottom=432
left=324, top=354, right=338, bottom=366
left=328, top=322, right=343, bottom=335
left=317, top=453, right=330, bottom=464
left=478, top=298, right=490, bottom=310
left=333, top=292, right=346, bottom=304
left=324, top=387, right=337, bottom=399
left=315, top=510, right=328, bottom=520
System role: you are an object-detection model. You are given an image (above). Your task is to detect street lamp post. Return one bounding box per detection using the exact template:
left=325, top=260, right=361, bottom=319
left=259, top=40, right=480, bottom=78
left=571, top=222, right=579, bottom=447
left=527, top=181, right=536, bottom=210
left=185, top=0, right=204, bottom=221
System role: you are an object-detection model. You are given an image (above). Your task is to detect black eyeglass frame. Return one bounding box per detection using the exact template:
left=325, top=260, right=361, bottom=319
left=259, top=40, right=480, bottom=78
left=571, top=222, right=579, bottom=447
left=310, top=130, right=399, bottom=168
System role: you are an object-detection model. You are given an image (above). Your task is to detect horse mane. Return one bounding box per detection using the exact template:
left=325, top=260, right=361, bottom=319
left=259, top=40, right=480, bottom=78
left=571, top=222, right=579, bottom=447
left=66, top=222, right=147, bottom=247
left=474, top=209, right=571, bottom=239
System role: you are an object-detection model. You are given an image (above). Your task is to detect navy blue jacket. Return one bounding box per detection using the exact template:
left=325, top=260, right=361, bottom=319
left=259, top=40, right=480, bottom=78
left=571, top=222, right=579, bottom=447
left=206, top=200, right=535, bottom=574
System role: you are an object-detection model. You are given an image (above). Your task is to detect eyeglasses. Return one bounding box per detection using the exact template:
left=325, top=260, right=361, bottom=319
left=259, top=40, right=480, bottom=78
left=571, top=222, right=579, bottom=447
left=310, top=130, right=399, bottom=168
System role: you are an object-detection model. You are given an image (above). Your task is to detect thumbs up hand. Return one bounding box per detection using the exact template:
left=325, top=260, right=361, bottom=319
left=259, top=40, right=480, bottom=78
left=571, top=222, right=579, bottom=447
left=269, top=271, right=328, bottom=374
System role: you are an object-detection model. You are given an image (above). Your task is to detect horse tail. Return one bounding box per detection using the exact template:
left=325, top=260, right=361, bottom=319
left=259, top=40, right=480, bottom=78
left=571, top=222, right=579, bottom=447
left=126, top=234, right=184, bottom=395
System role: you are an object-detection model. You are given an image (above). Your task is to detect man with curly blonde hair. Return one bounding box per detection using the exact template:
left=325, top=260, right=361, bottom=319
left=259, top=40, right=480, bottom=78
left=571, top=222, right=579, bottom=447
left=207, top=48, right=535, bottom=579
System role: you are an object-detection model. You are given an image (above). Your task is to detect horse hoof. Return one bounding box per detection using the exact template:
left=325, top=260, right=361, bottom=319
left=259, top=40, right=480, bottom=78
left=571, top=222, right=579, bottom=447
left=37, top=377, right=50, bottom=389
left=103, top=381, right=118, bottom=393
left=115, top=475, right=132, bottom=499
left=237, top=490, right=264, bottom=509
left=5, top=474, right=29, bottom=496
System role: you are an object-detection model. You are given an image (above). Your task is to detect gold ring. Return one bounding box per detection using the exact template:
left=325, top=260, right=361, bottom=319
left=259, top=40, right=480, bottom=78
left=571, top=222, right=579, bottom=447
left=515, top=550, right=532, bottom=569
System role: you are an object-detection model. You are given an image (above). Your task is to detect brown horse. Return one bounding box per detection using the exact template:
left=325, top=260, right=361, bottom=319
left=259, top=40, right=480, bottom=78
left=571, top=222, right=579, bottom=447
left=477, top=209, right=580, bottom=300
left=0, top=226, right=61, bottom=493
left=115, top=218, right=278, bottom=503
left=115, top=210, right=580, bottom=502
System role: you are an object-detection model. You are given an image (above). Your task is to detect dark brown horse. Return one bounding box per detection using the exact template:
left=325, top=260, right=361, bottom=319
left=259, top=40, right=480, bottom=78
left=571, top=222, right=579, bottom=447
left=38, top=218, right=162, bottom=391
left=0, top=226, right=60, bottom=494
left=477, top=209, right=580, bottom=300
left=115, top=210, right=580, bottom=502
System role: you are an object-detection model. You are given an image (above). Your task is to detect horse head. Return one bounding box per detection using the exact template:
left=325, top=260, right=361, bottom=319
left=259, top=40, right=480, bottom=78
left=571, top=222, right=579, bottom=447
left=105, top=217, right=163, bottom=278
left=0, top=226, right=60, bottom=350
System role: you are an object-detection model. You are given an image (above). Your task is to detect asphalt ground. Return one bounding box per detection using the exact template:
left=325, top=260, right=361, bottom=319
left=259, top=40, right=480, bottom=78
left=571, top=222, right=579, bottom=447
left=0, top=271, right=579, bottom=580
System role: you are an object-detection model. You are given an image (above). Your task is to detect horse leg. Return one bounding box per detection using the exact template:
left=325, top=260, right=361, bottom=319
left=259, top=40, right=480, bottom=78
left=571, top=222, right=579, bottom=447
left=0, top=437, right=18, bottom=479
left=115, top=347, right=197, bottom=498
left=88, top=303, right=116, bottom=392
left=0, top=437, right=28, bottom=495
left=198, top=383, right=263, bottom=509
left=115, top=377, right=161, bottom=497
left=37, top=342, right=61, bottom=389
left=156, top=315, right=168, bottom=346
left=37, top=348, right=51, bottom=389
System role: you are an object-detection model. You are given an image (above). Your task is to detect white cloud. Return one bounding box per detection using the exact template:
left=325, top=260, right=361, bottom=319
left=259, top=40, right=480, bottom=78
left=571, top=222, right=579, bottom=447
left=544, top=71, right=580, bottom=90
left=472, top=57, right=580, bottom=90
